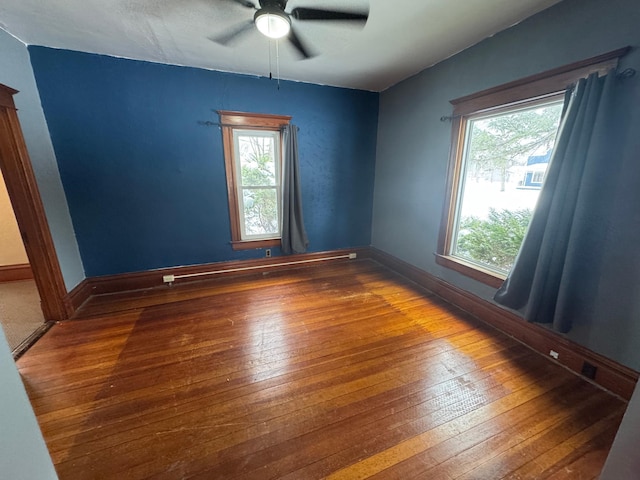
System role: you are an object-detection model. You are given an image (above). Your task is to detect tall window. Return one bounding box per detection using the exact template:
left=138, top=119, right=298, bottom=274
left=450, top=98, right=564, bottom=275
left=437, top=54, right=619, bottom=286
left=233, top=129, right=281, bottom=239
left=219, top=111, right=291, bottom=250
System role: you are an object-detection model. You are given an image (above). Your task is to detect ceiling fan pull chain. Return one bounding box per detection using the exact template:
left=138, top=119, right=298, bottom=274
left=268, top=38, right=273, bottom=80
left=276, top=38, right=281, bottom=90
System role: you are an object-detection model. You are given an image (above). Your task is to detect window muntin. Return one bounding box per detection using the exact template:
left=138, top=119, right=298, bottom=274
left=449, top=99, right=564, bottom=275
left=233, top=129, right=281, bottom=240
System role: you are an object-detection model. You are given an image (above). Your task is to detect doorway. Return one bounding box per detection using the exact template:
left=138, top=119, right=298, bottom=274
left=0, top=82, right=69, bottom=356
left=0, top=168, right=51, bottom=355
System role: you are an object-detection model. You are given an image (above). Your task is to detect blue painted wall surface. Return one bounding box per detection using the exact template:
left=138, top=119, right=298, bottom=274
left=372, top=0, right=640, bottom=369
left=28, top=48, right=378, bottom=277
left=0, top=29, right=84, bottom=290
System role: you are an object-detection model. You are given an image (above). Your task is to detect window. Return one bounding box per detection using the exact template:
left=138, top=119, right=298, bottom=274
left=233, top=129, right=281, bottom=239
left=437, top=51, right=622, bottom=287
left=219, top=111, right=291, bottom=250
left=531, top=171, right=545, bottom=184
left=449, top=98, right=564, bottom=276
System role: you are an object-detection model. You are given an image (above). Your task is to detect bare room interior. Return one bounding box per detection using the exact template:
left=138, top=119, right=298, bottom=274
left=1, top=0, right=639, bottom=478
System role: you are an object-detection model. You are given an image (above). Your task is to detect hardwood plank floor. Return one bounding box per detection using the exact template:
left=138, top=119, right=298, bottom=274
left=17, top=260, right=626, bottom=479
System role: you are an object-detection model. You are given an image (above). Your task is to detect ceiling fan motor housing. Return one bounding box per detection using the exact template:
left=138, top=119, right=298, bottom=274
left=258, top=0, right=288, bottom=10
left=215, top=0, right=369, bottom=59
left=254, top=1, right=291, bottom=39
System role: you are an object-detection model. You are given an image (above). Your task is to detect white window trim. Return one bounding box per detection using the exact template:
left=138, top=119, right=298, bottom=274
left=232, top=129, right=282, bottom=241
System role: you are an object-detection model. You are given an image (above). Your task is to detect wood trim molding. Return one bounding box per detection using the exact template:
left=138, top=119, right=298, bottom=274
left=0, top=263, right=33, bottom=282
left=0, top=86, right=19, bottom=109
left=230, top=238, right=281, bottom=251
left=434, top=254, right=504, bottom=289
left=370, top=247, right=638, bottom=400
left=437, top=114, right=464, bottom=256
left=84, top=247, right=371, bottom=297
left=450, top=47, right=630, bottom=115
left=221, top=118, right=243, bottom=243
left=64, top=278, right=92, bottom=314
left=0, top=84, right=70, bottom=320
left=12, top=321, right=55, bottom=360
left=217, top=110, right=292, bottom=128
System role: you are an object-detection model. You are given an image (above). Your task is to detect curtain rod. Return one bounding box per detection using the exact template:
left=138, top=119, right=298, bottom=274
left=198, top=121, right=299, bottom=130
left=440, top=114, right=461, bottom=123
left=440, top=67, right=636, bottom=122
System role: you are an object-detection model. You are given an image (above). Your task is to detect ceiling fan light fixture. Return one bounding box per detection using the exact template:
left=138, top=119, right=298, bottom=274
left=254, top=9, right=290, bottom=39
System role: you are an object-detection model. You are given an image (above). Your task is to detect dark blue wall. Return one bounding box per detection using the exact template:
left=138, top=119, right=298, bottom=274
left=28, top=48, right=379, bottom=276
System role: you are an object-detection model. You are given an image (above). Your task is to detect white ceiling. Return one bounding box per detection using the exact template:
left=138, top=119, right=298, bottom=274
left=0, top=0, right=562, bottom=92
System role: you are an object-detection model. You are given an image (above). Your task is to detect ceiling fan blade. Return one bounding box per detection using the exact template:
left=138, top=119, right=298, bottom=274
left=209, top=20, right=255, bottom=45
left=287, top=26, right=315, bottom=59
left=222, top=0, right=257, bottom=9
left=290, top=7, right=368, bottom=22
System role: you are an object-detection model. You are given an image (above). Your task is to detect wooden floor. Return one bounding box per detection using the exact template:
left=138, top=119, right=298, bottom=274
left=18, top=260, right=626, bottom=479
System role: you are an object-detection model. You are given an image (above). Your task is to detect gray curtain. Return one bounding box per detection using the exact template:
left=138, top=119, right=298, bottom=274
left=281, top=124, right=309, bottom=254
left=494, top=69, right=631, bottom=333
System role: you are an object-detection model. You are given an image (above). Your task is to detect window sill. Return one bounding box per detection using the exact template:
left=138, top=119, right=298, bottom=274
left=434, top=254, right=505, bottom=289
left=231, top=238, right=280, bottom=251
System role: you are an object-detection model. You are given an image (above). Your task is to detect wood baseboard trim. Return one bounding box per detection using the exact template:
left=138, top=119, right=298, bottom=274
left=369, top=247, right=638, bottom=400
left=12, top=320, right=55, bottom=360
left=86, top=247, right=371, bottom=297
left=63, top=278, right=92, bottom=315
left=0, top=263, right=33, bottom=282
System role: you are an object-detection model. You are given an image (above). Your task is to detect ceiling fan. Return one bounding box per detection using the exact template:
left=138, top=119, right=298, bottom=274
left=212, top=0, right=369, bottom=59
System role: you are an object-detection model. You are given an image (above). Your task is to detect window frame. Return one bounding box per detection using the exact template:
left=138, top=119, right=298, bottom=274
left=219, top=110, right=291, bottom=251
left=232, top=128, right=282, bottom=241
left=436, top=48, right=627, bottom=287
left=532, top=171, right=545, bottom=184
left=446, top=95, right=566, bottom=280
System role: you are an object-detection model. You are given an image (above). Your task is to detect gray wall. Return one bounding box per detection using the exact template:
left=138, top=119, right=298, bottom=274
left=601, top=381, right=640, bottom=479
left=372, top=0, right=640, bottom=369
left=0, top=326, right=58, bottom=479
left=0, top=28, right=84, bottom=291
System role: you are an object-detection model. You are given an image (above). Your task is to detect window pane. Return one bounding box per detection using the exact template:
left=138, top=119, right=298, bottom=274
left=242, top=188, right=279, bottom=236
left=451, top=100, right=564, bottom=274
left=237, top=135, right=277, bottom=187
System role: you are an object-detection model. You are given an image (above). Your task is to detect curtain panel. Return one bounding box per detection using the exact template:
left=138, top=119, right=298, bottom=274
left=494, top=69, right=640, bottom=334
left=281, top=124, right=309, bottom=254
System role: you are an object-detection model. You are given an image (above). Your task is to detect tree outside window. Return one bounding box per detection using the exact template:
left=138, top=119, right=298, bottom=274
left=235, top=131, right=281, bottom=238
left=451, top=100, right=564, bottom=274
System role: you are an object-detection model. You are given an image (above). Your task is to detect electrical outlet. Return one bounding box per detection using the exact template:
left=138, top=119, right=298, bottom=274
left=549, top=350, right=559, bottom=359
left=581, top=361, right=597, bottom=379
left=265, top=249, right=271, bottom=258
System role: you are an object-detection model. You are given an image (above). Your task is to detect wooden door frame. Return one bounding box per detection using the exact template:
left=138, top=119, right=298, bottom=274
left=0, top=83, right=70, bottom=320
